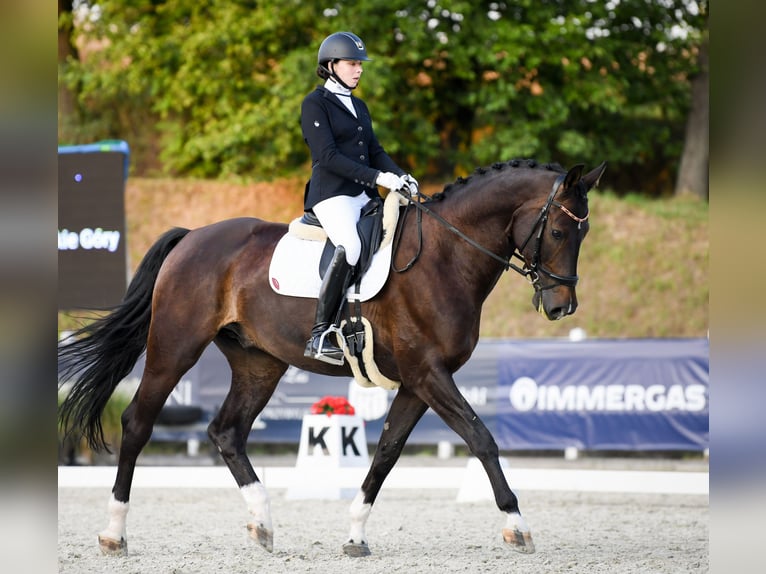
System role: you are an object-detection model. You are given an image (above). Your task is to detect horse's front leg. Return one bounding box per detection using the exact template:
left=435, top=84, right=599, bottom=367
left=344, top=386, right=428, bottom=557
left=416, top=363, right=535, bottom=554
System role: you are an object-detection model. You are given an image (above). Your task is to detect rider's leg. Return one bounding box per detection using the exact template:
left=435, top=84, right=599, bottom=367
left=312, top=192, right=369, bottom=267
left=304, top=245, right=353, bottom=364
left=304, top=193, right=368, bottom=365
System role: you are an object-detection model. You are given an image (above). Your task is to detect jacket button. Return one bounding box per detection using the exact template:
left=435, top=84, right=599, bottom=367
left=357, top=126, right=363, bottom=131
left=360, top=155, right=365, bottom=160
left=358, top=141, right=363, bottom=146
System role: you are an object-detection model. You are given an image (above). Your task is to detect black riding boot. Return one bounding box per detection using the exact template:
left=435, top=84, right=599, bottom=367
left=304, top=245, right=353, bottom=365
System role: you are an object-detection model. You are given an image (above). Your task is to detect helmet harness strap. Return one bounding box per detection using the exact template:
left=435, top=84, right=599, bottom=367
left=326, top=61, right=354, bottom=91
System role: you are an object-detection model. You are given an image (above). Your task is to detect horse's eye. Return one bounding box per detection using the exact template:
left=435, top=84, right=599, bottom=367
left=551, top=229, right=563, bottom=240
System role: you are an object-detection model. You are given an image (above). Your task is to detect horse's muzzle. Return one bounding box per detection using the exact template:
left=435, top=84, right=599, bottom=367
left=533, top=288, right=577, bottom=321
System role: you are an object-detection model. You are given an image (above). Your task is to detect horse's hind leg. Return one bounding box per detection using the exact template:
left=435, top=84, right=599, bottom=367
left=344, top=386, right=428, bottom=557
left=99, top=341, right=206, bottom=556
left=206, top=342, right=287, bottom=553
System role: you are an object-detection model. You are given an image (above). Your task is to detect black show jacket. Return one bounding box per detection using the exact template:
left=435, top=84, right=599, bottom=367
left=301, top=86, right=404, bottom=210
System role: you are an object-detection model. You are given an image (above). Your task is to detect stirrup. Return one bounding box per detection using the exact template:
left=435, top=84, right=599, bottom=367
left=311, top=325, right=345, bottom=366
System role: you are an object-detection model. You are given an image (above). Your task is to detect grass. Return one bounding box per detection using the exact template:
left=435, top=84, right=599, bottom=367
left=58, top=386, right=132, bottom=460
left=59, top=178, right=708, bottom=340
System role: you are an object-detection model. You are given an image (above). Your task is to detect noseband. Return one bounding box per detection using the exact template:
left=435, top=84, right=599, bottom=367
left=508, top=174, right=589, bottom=291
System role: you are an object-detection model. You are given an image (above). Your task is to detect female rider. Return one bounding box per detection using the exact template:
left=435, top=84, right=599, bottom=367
left=301, top=31, right=418, bottom=364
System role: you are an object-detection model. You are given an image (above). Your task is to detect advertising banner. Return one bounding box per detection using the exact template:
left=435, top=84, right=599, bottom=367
left=495, top=339, right=709, bottom=450
left=58, top=141, right=130, bottom=309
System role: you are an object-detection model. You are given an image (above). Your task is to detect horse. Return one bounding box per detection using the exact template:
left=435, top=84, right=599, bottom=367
left=58, top=158, right=606, bottom=558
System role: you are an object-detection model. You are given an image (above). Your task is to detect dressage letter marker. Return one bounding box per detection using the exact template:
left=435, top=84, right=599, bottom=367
left=307, top=426, right=330, bottom=455
left=287, top=414, right=369, bottom=500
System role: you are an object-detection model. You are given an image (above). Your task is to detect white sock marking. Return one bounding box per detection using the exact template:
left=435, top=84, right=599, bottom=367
left=99, top=494, right=129, bottom=542
left=347, top=490, right=371, bottom=544
left=504, top=511, right=530, bottom=534
left=240, top=482, right=272, bottom=531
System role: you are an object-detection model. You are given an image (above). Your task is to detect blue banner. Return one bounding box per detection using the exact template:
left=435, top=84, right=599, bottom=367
left=495, top=339, right=709, bottom=450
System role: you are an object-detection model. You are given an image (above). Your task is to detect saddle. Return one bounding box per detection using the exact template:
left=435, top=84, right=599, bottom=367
left=275, top=190, right=404, bottom=301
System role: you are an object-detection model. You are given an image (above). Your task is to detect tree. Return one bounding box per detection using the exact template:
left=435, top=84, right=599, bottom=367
left=58, top=0, right=80, bottom=140
left=59, top=0, right=708, bottom=196
left=675, top=31, right=708, bottom=199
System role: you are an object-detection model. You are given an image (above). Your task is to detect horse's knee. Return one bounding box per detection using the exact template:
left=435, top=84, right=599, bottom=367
left=369, top=438, right=402, bottom=479
left=469, top=432, right=499, bottom=462
left=207, top=423, right=240, bottom=459
left=207, top=423, right=226, bottom=452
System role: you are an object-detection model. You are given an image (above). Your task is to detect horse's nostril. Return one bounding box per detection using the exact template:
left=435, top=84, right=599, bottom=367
left=550, top=306, right=567, bottom=320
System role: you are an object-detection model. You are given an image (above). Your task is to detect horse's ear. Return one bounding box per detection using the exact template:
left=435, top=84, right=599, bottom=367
left=581, top=161, right=607, bottom=191
left=563, top=164, right=585, bottom=190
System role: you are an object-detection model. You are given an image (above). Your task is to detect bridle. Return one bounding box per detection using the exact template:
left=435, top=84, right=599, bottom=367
left=508, top=174, right=589, bottom=291
left=393, top=173, right=589, bottom=292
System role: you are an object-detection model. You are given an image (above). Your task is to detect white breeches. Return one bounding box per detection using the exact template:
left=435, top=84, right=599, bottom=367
left=311, top=191, right=371, bottom=266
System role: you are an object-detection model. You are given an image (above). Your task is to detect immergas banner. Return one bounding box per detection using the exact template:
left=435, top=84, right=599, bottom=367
left=140, top=338, right=708, bottom=452
left=495, top=338, right=709, bottom=451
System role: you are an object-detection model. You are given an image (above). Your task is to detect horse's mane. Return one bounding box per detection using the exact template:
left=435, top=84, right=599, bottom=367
left=429, top=158, right=567, bottom=202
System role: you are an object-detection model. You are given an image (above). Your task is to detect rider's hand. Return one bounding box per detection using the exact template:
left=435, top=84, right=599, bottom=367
left=376, top=171, right=406, bottom=192
left=403, top=174, right=419, bottom=196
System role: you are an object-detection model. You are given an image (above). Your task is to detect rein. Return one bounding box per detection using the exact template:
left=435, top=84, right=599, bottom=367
left=392, top=174, right=589, bottom=291
left=391, top=187, right=511, bottom=273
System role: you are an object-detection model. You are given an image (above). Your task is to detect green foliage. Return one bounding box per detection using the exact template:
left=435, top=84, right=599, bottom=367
left=58, top=386, right=132, bottom=452
left=60, top=0, right=707, bottom=193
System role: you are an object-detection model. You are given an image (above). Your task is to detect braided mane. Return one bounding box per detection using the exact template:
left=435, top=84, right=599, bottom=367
left=429, top=159, right=566, bottom=202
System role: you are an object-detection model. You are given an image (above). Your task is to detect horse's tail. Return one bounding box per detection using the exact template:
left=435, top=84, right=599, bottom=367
left=58, top=227, right=191, bottom=452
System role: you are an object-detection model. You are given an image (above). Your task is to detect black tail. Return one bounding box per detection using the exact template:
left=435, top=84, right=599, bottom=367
left=58, top=227, right=190, bottom=452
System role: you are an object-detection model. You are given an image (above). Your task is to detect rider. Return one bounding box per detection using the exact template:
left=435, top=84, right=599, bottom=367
left=301, top=31, right=418, bottom=365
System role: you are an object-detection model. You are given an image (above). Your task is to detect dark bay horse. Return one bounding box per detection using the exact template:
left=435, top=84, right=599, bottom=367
left=58, top=159, right=606, bottom=558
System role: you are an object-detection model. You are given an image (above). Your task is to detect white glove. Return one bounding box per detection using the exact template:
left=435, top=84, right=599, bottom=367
left=403, top=173, right=419, bottom=196
left=376, top=171, right=406, bottom=191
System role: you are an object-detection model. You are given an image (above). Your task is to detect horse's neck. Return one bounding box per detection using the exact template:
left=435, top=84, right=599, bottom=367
left=429, top=177, right=528, bottom=297
left=437, top=175, right=529, bottom=248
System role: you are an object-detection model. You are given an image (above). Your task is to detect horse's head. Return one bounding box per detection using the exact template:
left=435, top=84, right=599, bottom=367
left=509, top=162, right=606, bottom=320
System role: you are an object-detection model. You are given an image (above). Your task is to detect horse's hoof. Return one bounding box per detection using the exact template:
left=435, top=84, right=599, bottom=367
left=247, top=522, right=274, bottom=552
left=98, top=535, right=127, bottom=556
left=343, top=541, right=371, bottom=557
left=502, top=527, right=535, bottom=554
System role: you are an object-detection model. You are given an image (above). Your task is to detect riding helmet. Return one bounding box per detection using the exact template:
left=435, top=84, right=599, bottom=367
left=317, top=32, right=371, bottom=65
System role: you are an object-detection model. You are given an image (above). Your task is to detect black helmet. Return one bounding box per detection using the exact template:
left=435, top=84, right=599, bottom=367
left=317, top=32, right=371, bottom=65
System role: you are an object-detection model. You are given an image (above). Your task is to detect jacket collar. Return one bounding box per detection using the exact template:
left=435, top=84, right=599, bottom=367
left=317, top=85, right=358, bottom=117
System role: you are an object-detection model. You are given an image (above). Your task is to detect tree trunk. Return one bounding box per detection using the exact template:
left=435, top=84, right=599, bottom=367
left=675, top=35, right=708, bottom=200
left=58, top=0, right=79, bottom=137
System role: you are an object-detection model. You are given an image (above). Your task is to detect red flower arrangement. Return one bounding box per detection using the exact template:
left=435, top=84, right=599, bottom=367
left=310, top=396, right=356, bottom=417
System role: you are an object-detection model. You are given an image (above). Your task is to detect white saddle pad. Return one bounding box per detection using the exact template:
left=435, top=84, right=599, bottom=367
left=268, top=236, right=392, bottom=301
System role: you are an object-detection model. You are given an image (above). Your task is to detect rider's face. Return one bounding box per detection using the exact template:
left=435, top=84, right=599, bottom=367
left=331, top=59, right=363, bottom=88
